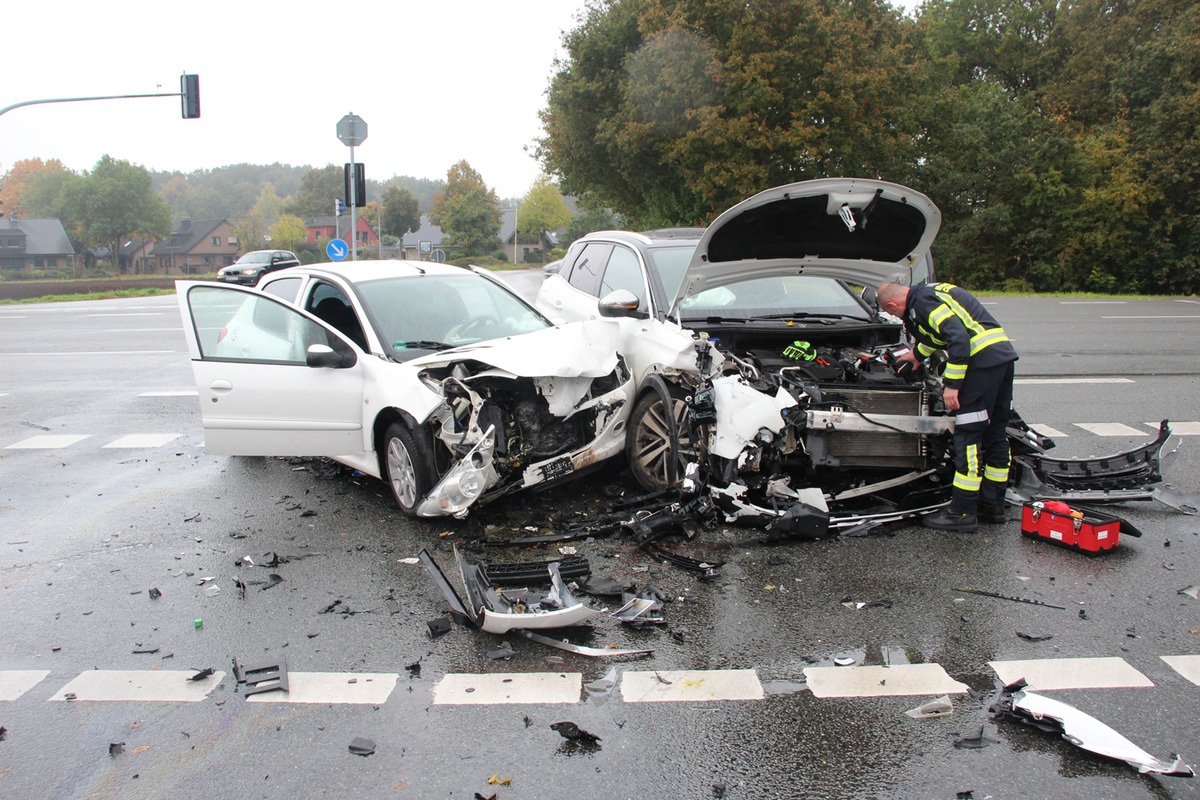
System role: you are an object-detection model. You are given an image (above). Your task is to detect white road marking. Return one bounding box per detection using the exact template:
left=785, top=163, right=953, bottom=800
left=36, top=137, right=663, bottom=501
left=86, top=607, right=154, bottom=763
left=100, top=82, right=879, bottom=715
left=106, top=327, right=183, bottom=332
left=5, top=434, right=91, bottom=449
left=245, top=672, right=399, bottom=704
left=621, top=669, right=764, bottom=702
left=1074, top=422, right=1147, bottom=437
left=1028, top=424, right=1068, bottom=438
left=1060, top=301, right=1126, bottom=304
left=103, top=434, right=182, bottom=448
left=86, top=313, right=163, bottom=317
left=139, top=390, right=198, bottom=397
left=989, top=657, right=1153, bottom=690
left=1102, top=315, right=1200, bottom=319
left=1015, top=378, right=1134, bottom=385
left=0, top=315, right=29, bottom=319
left=433, top=672, right=582, bottom=705
left=0, top=670, right=50, bottom=701
left=1160, top=655, right=1200, bottom=686
left=49, top=670, right=227, bottom=702
left=804, top=664, right=968, bottom=698
left=1150, top=421, right=1200, bottom=435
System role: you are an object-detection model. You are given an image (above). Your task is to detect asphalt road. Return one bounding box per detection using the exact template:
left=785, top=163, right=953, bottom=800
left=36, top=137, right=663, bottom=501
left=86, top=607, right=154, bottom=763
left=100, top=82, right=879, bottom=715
left=1, top=278, right=1198, bottom=800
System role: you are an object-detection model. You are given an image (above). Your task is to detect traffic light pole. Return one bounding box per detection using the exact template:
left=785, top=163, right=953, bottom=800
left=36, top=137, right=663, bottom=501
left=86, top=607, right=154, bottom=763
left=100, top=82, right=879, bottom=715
left=1, top=74, right=200, bottom=119
left=0, top=91, right=181, bottom=119
left=349, top=142, right=358, bottom=262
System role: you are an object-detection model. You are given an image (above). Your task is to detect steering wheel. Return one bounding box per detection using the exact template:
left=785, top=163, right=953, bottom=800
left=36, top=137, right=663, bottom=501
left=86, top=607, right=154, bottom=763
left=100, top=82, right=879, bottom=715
left=445, top=315, right=499, bottom=342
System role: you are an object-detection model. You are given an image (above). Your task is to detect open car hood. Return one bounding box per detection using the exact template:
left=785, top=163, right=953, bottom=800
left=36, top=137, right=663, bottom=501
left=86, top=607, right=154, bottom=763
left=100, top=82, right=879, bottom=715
left=671, top=178, right=941, bottom=316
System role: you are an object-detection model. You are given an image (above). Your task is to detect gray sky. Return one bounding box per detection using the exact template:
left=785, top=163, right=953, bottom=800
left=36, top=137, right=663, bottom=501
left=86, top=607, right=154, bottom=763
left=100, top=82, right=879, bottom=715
left=3, top=0, right=920, bottom=201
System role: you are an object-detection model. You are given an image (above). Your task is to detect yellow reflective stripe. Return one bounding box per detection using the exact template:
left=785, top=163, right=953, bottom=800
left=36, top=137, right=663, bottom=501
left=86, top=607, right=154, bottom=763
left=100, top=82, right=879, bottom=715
left=928, top=305, right=954, bottom=331
left=984, top=465, right=1009, bottom=482
left=916, top=342, right=937, bottom=357
left=935, top=291, right=987, bottom=337
left=969, top=328, right=1010, bottom=355
left=953, top=472, right=982, bottom=491
left=944, top=363, right=967, bottom=381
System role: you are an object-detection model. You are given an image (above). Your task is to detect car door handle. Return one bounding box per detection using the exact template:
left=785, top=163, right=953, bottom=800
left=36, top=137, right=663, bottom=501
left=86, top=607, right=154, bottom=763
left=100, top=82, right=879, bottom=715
left=209, top=379, right=233, bottom=394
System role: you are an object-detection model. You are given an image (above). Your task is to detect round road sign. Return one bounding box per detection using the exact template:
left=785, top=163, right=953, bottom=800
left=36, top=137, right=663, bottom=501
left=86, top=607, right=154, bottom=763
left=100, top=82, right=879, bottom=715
left=326, top=239, right=349, bottom=261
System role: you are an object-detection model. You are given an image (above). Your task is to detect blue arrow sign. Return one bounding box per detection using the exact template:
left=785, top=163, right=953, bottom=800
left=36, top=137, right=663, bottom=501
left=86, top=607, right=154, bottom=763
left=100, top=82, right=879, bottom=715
left=326, top=239, right=348, bottom=261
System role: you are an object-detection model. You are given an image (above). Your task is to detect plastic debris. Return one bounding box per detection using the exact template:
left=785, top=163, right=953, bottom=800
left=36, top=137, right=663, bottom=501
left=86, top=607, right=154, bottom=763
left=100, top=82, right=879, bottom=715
left=583, top=666, right=620, bottom=705
left=550, top=721, right=601, bottom=745
left=833, top=657, right=856, bottom=667
left=108, top=742, right=125, bottom=757
left=427, top=616, right=452, bottom=638
left=348, top=737, right=376, bottom=756
left=233, top=655, right=288, bottom=696
left=954, top=725, right=999, bottom=749
left=1015, top=631, right=1054, bottom=641
left=148, top=588, right=162, bottom=600
left=905, top=695, right=953, bottom=719
left=1180, top=586, right=1199, bottom=600
left=188, top=668, right=215, bottom=682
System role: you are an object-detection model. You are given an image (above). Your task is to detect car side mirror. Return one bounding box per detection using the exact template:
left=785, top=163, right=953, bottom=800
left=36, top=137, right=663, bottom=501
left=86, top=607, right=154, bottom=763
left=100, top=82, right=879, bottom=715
left=306, top=343, right=354, bottom=368
left=598, top=289, right=647, bottom=319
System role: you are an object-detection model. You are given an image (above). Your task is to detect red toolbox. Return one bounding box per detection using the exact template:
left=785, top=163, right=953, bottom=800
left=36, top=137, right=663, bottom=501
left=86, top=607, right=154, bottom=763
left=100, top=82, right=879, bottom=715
left=1020, top=501, right=1121, bottom=554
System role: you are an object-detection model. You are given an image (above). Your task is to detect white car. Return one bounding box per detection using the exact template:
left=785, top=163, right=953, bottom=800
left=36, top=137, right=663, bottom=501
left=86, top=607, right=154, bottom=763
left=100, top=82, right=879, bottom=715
left=177, top=261, right=634, bottom=518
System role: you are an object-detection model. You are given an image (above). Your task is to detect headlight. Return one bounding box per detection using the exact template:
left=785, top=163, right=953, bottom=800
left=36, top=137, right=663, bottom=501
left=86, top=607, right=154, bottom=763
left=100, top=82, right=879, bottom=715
left=417, top=427, right=497, bottom=517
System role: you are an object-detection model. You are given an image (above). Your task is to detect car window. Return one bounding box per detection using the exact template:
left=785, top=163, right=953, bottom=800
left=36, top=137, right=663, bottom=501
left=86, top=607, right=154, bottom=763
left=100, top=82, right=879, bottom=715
left=599, top=246, right=646, bottom=309
left=680, top=276, right=871, bottom=320
left=645, top=245, right=698, bottom=306
left=238, top=252, right=272, bottom=264
left=565, top=242, right=612, bottom=297
left=187, top=285, right=338, bottom=364
left=356, top=273, right=551, bottom=358
left=306, top=282, right=367, bottom=349
left=261, top=276, right=302, bottom=303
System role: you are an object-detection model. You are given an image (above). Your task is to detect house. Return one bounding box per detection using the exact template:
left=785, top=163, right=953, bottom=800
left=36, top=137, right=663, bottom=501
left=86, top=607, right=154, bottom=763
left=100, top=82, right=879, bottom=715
left=0, top=217, right=76, bottom=271
left=397, top=210, right=558, bottom=263
left=306, top=215, right=378, bottom=248
left=399, top=214, right=447, bottom=260
left=150, top=219, right=239, bottom=274
left=119, top=237, right=155, bottom=274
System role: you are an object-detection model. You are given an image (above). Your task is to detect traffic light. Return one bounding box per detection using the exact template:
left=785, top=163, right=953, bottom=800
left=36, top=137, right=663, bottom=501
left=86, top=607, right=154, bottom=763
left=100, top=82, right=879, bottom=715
left=344, top=163, right=366, bottom=208
left=181, top=74, right=200, bottom=119
left=336, top=199, right=346, bottom=216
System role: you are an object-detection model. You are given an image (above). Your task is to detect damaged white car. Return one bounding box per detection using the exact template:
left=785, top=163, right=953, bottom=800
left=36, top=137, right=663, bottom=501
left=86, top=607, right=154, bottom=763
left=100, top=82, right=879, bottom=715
left=538, top=178, right=1194, bottom=529
left=177, top=261, right=633, bottom=517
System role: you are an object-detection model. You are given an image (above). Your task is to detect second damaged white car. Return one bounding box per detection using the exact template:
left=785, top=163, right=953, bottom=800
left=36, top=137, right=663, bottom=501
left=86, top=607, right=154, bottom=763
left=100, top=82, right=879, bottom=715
left=177, top=261, right=633, bottom=517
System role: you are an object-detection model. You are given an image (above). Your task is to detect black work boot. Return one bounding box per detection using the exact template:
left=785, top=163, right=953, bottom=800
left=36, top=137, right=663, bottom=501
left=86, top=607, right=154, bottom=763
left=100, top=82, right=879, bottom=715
left=922, top=510, right=978, bottom=533
left=978, top=504, right=1008, bottom=524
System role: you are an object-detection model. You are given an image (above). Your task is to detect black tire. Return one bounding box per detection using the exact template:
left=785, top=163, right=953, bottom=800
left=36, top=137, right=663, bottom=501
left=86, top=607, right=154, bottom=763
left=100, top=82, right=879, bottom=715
left=382, top=420, right=436, bottom=516
left=626, top=390, right=695, bottom=491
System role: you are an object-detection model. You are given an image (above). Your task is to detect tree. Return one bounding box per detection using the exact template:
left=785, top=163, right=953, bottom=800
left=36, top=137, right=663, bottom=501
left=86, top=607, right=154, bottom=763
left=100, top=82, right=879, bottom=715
left=429, top=160, right=502, bottom=256
left=518, top=176, right=572, bottom=240
left=288, top=165, right=345, bottom=220
left=381, top=185, right=421, bottom=239
left=235, top=184, right=286, bottom=252
left=60, top=156, right=171, bottom=274
left=538, top=0, right=920, bottom=227
left=562, top=205, right=620, bottom=248
left=269, top=214, right=308, bottom=252
left=0, top=158, right=72, bottom=217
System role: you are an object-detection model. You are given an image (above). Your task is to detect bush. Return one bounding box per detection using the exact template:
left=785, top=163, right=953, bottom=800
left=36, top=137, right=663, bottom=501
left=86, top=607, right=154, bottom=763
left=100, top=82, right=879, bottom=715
left=490, top=250, right=510, bottom=262
left=1000, top=277, right=1035, bottom=293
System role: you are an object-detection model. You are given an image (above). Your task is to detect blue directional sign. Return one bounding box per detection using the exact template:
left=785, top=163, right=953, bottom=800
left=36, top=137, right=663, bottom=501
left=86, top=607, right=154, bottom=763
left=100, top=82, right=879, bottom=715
left=326, top=239, right=348, bottom=261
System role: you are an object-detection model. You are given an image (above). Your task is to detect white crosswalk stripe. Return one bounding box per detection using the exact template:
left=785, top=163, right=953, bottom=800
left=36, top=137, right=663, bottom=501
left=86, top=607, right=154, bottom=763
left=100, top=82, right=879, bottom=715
left=1074, top=422, right=1147, bottom=437
left=5, top=434, right=91, bottom=449
left=103, top=433, right=182, bottom=448
left=989, top=657, right=1155, bottom=691
left=1161, top=655, right=1200, bottom=686
left=804, top=664, right=967, bottom=698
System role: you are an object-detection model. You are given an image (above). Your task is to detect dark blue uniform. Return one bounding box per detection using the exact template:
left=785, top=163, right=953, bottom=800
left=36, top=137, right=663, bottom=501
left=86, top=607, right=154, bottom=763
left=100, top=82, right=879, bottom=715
left=903, top=283, right=1018, bottom=514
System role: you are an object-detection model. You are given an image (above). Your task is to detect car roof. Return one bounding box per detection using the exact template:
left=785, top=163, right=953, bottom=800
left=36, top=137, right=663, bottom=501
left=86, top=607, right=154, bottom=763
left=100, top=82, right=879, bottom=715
left=578, top=229, right=704, bottom=249
left=295, top=259, right=480, bottom=285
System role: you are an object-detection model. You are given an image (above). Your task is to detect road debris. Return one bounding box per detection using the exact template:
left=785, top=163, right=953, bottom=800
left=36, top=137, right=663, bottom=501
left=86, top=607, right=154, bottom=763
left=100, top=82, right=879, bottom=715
left=953, top=725, right=999, bottom=750
left=233, top=655, right=288, bottom=697
left=550, top=721, right=601, bottom=745
left=905, top=696, right=953, bottom=719
left=348, top=737, right=376, bottom=756
left=991, top=679, right=1195, bottom=776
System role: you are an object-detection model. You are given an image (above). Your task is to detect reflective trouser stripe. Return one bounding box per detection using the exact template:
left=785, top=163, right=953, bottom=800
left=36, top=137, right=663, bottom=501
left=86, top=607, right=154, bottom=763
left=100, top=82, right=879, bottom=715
left=956, top=409, right=989, bottom=426
left=984, top=464, right=1009, bottom=483
left=954, top=444, right=982, bottom=492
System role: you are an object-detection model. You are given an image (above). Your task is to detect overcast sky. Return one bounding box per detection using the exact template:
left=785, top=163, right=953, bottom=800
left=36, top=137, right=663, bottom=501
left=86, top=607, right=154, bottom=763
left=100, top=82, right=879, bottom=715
left=3, top=0, right=919, bottom=201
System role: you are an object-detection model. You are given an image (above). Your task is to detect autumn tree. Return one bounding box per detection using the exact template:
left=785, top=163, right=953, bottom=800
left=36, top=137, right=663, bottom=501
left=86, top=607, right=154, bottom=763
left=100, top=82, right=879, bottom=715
left=289, top=165, right=345, bottom=220
left=381, top=185, right=421, bottom=240
left=538, top=0, right=920, bottom=228
left=0, top=158, right=72, bottom=217
left=269, top=213, right=308, bottom=252
left=429, top=161, right=502, bottom=256
left=58, top=156, right=171, bottom=274
left=235, top=184, right=286, bottom=252
left=518, top=176, right=572, bottom=245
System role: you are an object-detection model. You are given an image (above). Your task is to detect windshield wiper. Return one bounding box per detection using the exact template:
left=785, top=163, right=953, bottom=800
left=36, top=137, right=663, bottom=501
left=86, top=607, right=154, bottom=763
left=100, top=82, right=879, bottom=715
left=751, top=312, right=863, bottom=322
left=393, top=340, right=452, bottom=351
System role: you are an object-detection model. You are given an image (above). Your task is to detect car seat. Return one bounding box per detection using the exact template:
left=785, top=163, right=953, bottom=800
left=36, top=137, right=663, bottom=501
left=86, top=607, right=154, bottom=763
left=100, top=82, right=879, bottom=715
left=312, top=297, right=368, bottom=350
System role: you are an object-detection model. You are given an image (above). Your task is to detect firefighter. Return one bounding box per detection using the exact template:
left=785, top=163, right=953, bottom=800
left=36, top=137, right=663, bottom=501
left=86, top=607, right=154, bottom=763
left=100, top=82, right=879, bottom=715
left=877, top=281, right=1018, bottom=532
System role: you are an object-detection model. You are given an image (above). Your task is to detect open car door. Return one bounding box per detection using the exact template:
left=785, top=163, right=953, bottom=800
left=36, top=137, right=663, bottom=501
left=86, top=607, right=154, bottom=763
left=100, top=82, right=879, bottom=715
left=177, top=281, right=367, bottom=457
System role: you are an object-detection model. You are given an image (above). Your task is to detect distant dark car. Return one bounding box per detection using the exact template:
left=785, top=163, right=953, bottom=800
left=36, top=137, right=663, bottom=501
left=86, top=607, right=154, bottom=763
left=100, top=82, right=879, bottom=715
left=217, top=250, right=300, bottom=285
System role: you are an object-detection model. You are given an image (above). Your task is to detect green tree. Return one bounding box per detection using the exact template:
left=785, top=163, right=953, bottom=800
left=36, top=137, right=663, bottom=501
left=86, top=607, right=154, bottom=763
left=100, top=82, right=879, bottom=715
left=518, top=176, right=572, bottom=241
left=538, top=0, right=920, bottom=227
left=235, top=184, right=285, bottom=252
left=60, top=155, right=171, bottom=274
left=288, top=165, right=345, bottom=220
left=269, top=213, right=308, bottom=252
left=429, top=160, right=502, bottom=256
left=381, top=185, right=421, bottom=239
left=562, top=205, right=621, bottom=248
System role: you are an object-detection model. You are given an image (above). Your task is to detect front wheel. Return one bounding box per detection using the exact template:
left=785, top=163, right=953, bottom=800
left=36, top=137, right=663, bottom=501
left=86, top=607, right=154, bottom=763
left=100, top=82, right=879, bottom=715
left=626, top=390, right=696, bottom=491
left=383, top=420, right=436, bottom=516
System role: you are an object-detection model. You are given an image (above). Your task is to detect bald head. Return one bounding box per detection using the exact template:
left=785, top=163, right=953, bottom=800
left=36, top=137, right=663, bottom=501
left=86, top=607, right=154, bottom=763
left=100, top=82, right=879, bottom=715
left=876, top=282, right=910, bottom=317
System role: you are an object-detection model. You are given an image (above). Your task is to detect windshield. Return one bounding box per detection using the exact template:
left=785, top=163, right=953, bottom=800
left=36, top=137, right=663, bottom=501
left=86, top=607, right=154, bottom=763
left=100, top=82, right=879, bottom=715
left=680, top=275, right=872, bottom=322
left=647, top=245, right=699, bottom=307
left=356, top=273, right=551, bottom=357
left=237, top=252, right=273, bottom=265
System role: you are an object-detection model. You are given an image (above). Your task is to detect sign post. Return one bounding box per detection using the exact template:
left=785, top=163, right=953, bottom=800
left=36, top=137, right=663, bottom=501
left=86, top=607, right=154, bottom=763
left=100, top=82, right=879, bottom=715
left=336, top=113, right=367, bottom=261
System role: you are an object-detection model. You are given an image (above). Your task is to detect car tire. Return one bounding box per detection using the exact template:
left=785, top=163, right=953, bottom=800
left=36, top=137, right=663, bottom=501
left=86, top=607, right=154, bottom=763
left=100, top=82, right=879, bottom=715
left=626, top=389, right=694, bottom=491
left=383, top=420, right=435, bottom=516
